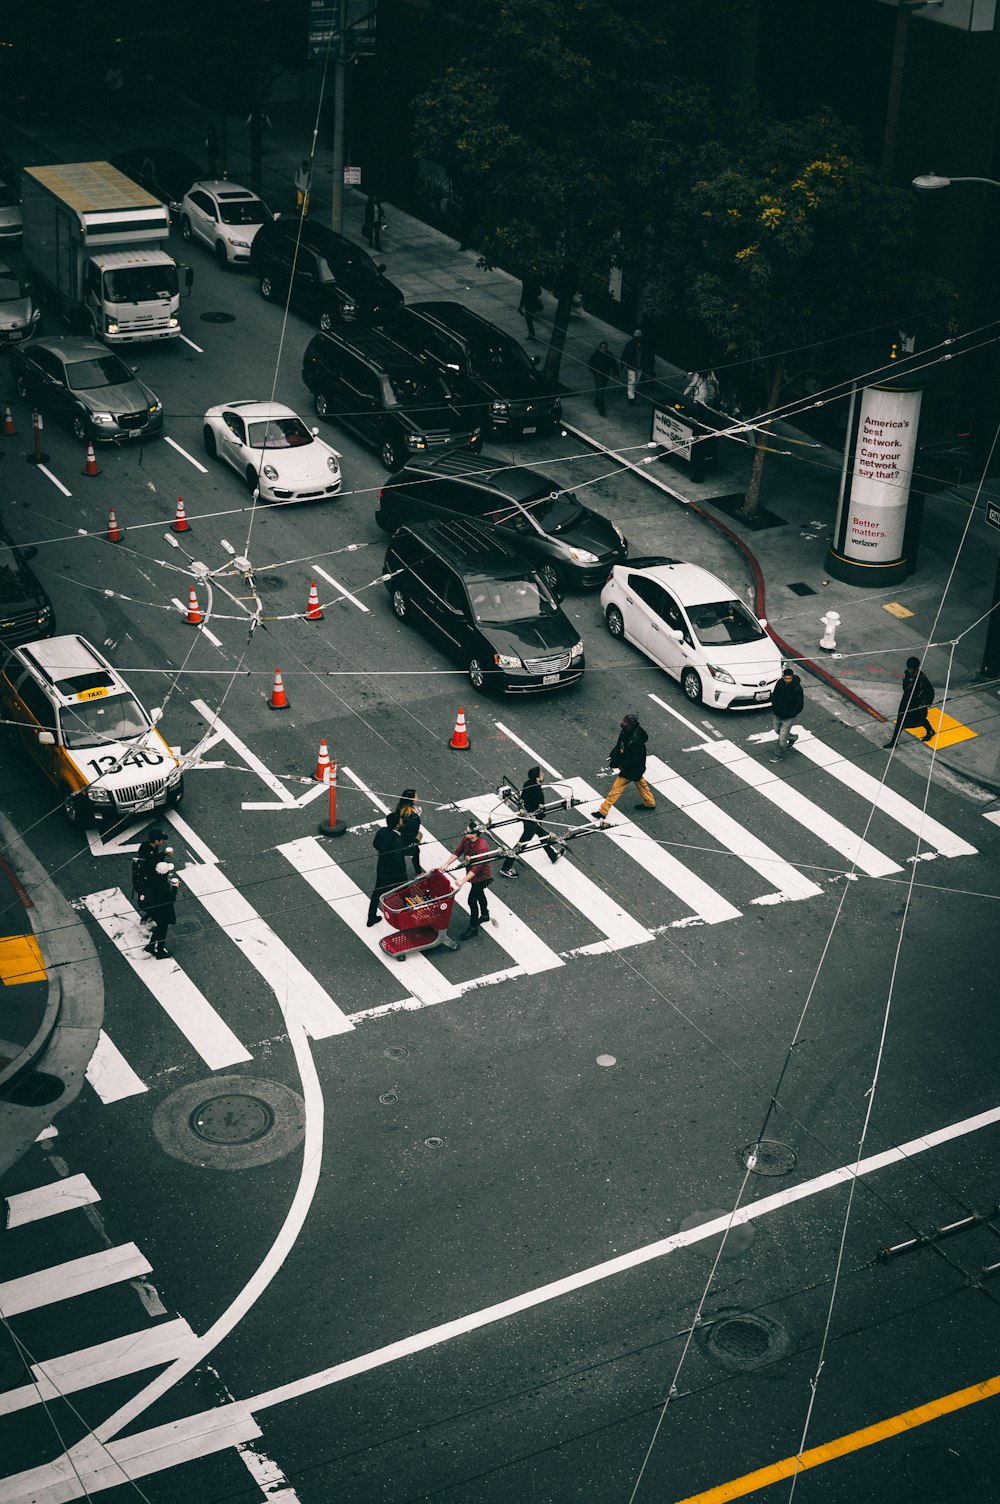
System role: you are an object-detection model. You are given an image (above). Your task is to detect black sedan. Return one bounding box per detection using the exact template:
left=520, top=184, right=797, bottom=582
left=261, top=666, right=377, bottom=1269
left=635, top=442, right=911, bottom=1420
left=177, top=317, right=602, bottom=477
left=11, top=337, right=164, bottom=444
left=0, top=526, right=54, bottom=648
left=110, top=148, right=204, bottom=212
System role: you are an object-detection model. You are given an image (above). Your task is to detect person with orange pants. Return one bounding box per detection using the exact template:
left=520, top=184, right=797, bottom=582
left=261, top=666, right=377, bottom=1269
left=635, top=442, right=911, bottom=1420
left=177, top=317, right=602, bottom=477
left=593, top=712, right=656, bottom=826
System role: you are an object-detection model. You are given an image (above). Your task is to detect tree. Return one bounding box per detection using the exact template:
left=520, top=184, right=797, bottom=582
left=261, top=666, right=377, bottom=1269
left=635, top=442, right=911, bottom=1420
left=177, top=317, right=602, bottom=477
left=647, top=109, right=951, bottom=517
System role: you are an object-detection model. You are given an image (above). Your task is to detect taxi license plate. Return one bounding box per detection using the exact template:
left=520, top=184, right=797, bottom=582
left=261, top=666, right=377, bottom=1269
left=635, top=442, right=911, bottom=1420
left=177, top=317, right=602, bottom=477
left=522, top=425, right=537, bottom=435
left=543, top=672, right=560, bottom=685
left=755, top=689, right=771, bottom=702
left=134, top=798, right=155, bottom=812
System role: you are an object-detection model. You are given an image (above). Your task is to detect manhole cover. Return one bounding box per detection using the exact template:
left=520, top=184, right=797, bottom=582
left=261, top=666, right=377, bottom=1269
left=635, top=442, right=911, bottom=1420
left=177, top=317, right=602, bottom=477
left=384, top=1046, right=409, bottom=1060
left=200, top=310, right=236, bottom=324
left=742, top=1139, right=797, bottom=1176
left=705, top=1312, right=788, bottom=1370
left=189, top=1094, right=274, bottom=1144
left=905, top=1441, right=970, bottom=1494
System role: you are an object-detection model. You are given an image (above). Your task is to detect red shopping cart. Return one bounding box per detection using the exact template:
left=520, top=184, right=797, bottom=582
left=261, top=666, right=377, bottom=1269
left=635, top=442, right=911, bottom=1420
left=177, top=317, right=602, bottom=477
left=379, top=869, right=461, bottom=959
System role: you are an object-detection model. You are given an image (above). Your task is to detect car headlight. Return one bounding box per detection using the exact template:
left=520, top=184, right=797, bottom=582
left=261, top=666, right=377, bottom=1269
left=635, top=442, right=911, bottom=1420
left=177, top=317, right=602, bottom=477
left=570, top=640, right=584, bottom=660
left=406, top=433, right=427, bottom=450
left=569, top=548, right=598, bottom=564
left=489, top=400, right=509, bottom=417
left=262, top=464, right=279, bottom=481
left=706, top=663, right=735, bottom=684
left=37, top=607, right=51, bottom=623
left=168, top=316, right=178, bottom=328
left=340, top=301, right=356, bottom=317
left=92, top=412, right=114, bottom=424
left=327, top=455, right=340, bottom=474
left=149, top=399, right=162, bottom=415
left=613, top=524, right=626, bottom=546
left=494, top=652, right=521, bottom=669
left=30, top=309, right=40, bottom=322
left=88, top=786, right=112, bottom=804
left=229, top=237, right=250, bottom=249
left=105, top=321, right=119, bottom=334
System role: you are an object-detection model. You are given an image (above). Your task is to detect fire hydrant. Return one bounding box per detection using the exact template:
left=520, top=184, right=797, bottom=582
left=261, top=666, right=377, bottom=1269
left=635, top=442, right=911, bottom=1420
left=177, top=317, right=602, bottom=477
left=819, top=610, right=841, bottom=652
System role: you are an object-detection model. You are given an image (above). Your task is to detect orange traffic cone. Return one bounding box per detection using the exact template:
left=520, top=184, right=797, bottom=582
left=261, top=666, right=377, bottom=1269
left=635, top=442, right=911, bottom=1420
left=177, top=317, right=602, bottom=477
left=106, top=507, right=124, bottom=543
left=269, top=668, right=289, bottom=710
left=305, top=581, right=323, bottom=620
left=83, top=441, right=100, bottom=476
left=449, top=706, right=471, bottom=751
left=185, top=586, right=202, bottom=625
left=172, top=496, right=191, bottom=532
left=3, top=405, right=16, bottom=437
left=315, top=737, right=331, bottom=781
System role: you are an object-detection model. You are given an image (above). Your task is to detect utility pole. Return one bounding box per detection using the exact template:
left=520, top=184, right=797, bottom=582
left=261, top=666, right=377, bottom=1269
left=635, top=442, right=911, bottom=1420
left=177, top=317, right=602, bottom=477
left=330, top=0, right=347, bottom=233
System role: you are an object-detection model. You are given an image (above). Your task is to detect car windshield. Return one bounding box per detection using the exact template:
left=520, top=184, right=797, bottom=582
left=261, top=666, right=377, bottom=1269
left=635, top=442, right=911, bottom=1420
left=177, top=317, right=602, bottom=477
left=65, top=355, right=134, bottom=391
left=471, top=337, right=533, bottom=375
left=246, top=417, right=313, bottom=449
left=0, top=545, right=32, bottom=603
left=525, top=488, right=586, bottom=533
left=0, top=275, right=23, bottom=301
left=318, top=245, right=377, bottom=280
left=59, top=693, right=148, bottom=750
left=687, top=598, right=766, bottom=646
left=103, top=265, right=178, bottom=302
left=386, top=371, right=451, bottom=407
left=469, top=577, right=555, bottom=624
left=218, top=199, right=269, bottom=225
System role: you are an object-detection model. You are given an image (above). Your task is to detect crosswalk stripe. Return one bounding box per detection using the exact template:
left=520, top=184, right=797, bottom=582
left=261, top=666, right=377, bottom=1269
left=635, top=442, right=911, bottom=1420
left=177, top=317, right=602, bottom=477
left=702, top=740, right=902, bottom=878
left=0, top=1244, right=152, bottom=1318
left=180, top=863, right=353, bottom=1039
left=5, top=1174, right=100, bottom=1229
left=278, top=838, right=461, bottom=1007
left=566, top=777, right=742, bottom=925
left=82, top=889, right=253, bottom=1070
left=790, top=731, right=977, bottom=858
left=85, top=1031, right=147, bottom=1103
left=0, top=1319, right=197, bottom=1416
left=644, top=754, right=823, bottom=904
left=460, top=794, right=654, bottom=952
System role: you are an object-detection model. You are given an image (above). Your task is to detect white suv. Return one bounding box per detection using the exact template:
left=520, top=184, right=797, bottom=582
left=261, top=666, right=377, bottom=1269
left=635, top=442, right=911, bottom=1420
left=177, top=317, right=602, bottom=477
left=179, top=180, right=273, bottom=266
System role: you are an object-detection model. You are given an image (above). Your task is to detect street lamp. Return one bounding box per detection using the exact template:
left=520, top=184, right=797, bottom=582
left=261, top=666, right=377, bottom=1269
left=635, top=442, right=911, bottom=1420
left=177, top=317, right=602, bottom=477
left=913, top=173, right=1000, bottom=191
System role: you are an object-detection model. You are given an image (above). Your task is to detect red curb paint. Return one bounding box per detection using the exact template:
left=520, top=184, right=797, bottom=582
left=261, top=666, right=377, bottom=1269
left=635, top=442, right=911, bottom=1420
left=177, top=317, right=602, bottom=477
left=0, top=854, right=33, bottom=909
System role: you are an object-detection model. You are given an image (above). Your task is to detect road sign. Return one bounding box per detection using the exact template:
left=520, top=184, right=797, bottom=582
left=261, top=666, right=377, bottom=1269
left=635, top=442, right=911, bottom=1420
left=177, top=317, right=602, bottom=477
left=985, top=498, right=1000, bottom=532
left=344, top=166, right=361, bottom=185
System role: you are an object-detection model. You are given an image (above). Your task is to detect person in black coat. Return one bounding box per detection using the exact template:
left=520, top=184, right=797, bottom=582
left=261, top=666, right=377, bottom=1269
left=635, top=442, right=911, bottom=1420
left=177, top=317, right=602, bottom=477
left=395, top=789, right=423, bottom=876
left=769, top=665, right=804, bottom=762
left=884, top=657, right=936, bottom=747
left=367, top=810, right=408, bottom=926
left=595, top=713, right=656, bottom=821
left=500, top=766, right=562, bottom=876
left=363, top=194, right=386, bottom=252
left=132, top=827, right=167, bottom=915
left=587, top=341, right=618, bottom=415
left=142, top=861, right=179, bottom=959
left=518, top=276, right=543, bottom=340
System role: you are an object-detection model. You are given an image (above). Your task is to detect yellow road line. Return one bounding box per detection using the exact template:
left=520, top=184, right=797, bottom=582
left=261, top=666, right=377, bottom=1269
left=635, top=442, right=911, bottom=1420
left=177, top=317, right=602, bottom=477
left=674, top=1374, right=1000, bottom=1503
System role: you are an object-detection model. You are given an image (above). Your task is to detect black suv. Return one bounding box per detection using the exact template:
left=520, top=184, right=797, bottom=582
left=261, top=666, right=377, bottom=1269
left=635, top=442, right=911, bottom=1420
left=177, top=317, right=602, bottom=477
left=0, top=526, right=54, bottom=648
left=377, top=451, right=627, bottom=592
left=302, top=327, right=482, bottom=471
left=251, top=220, right=403, bottom=331
left=379, top=302, right=562, bottom=437
left=384, top=520, right=584, bottom=694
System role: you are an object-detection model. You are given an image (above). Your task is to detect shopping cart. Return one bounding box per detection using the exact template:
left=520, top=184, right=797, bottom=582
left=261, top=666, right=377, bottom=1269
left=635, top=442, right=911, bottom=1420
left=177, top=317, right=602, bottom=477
left=379, top=869, right=461, bottom=959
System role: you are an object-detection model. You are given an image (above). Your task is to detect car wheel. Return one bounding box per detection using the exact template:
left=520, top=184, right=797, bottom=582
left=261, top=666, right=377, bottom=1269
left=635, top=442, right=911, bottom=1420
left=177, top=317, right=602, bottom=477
left=605, top=604, right=625, bottom=639
left=215, top=241, right=228, bottom=268
left=468, top=657, right=488, bottom=693
left=314, top=392, right=331, bottom=418
left=169, top=776, right=185, bottom=809
left=245, top=466, right=260, bottom=494
left=318, top=311, right=333, bottom=333
left=681, top=667, right=703, bottom=704
left=203, top=426, right=217, bottom=459
left=260, top=275, right=274, bottom=300
left=62, top=785, right=87, bottom=829
left=71, top=414, right=89, bottom=443
left=14, top=372, right=28, bottom=401
left=380, top=434, right=403, bottom=471
left=391, top=589, right=408, bottom=622
left=537, top=562, right=563, bottom=596
left=180, top=215, right=192, bottom=242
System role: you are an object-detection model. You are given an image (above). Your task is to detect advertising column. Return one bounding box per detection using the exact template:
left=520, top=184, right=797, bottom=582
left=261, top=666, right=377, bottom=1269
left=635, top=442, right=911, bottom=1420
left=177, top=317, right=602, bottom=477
left=826, top=374, right=924, bottom=586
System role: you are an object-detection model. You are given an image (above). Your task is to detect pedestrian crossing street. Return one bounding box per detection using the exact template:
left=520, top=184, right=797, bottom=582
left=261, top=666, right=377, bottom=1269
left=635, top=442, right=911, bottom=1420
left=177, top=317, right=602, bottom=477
left=76, top=727, right=978, bottom=1108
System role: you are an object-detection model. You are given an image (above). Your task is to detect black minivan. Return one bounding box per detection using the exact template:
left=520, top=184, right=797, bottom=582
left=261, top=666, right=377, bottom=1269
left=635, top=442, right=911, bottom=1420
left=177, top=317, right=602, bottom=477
left=251, top=220, right=403, bottom=331
left=377, top=451, right=627, bottom=592
left=379, top=302, right=562, bottom=436
left=384, top=519, right=584, bottom=694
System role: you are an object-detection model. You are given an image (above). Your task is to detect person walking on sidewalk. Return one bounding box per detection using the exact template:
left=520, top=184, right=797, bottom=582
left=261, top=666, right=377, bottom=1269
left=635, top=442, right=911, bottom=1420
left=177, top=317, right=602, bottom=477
left=363, top=194, right=386, bottom=252
left=500, top=767, right=562, bottom=878
left=367, top=811, right=407, bottom=927
left=142, top=861, right=179, bottom=959
left=588, top=341, right=618, bottom=416
left=884, top=657, right=936, bottom=748
left=594, top=713, right=656, bottom=824
left=294, top=159, right=312, bottom=214
left=769, top=664, right=804, bottom=762
left=518, top=276, right=543, bottom=341
left=448, top=819, right=493, bottom=939
left=396, top=789, right=424, bottom=876
left=621, top=329, right=644, bottom=402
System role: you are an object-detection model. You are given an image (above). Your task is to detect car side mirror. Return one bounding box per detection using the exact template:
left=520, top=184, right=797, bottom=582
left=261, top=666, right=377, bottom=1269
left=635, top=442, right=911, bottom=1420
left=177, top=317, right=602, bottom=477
left=758, top=617, right=767, bottom=628
left=272, top=211, right=282, bottom=221
left=531, top=355, right=539, bottom=367
left=377, top=263, right=387, bottom=274
left=311, top=425, right=320, bottom=436
left=37, top=730, right=55, bottom=746
left=130, top=365, right=138, bottom=375
left=150, top=707, right=163, bottom=724
left=669, top=628, right=685, bottom=642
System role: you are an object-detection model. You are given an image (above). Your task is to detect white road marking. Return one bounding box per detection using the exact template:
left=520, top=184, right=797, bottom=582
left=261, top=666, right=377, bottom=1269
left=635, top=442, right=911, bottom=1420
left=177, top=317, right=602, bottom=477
left=164, top=435, right=208, bottom=472
left=37, top=464, right=72, bottom=497
left=165, top=807, right=219, bottom=866
left=34, top=1126, right=58, bottom=1141
left=0, top=1320, right=198, bottom=1417
left=644, top=753, right=823, bottom=904
left=786, top=730, right=977, bottom=859
left=192, top=700, right=296, bottom=804
left=171, top=597, right=223, bottom=646
left=984, top=810, right=1000, bottom=827
left=236, top=1442, right=302, bottom=1503
left=82, top=888, right=253, bottom=1070
left=702, top=739, right=902, bottom=878
left=85, top=1031, right=147, bottom=1103
left=0, top=1244, right=152, bottom=1319
left=567, top=776, right=742, bottom=926
left=494, top=722, right=563, bottom=779
left=5, top=1174, right=100, bottom=1229
left=460, top=794, right=653, bottom=953
left=279, top=837, right=460, bottom=1008
left=313, top=563, right=369, bottom=613
left=647, top=690, right=706, bottom=740
left=180, top=862, right=353, bottom=1038
left=178, top=333, right=205, bottom=353
left=85, top=819, right=146, bottom=858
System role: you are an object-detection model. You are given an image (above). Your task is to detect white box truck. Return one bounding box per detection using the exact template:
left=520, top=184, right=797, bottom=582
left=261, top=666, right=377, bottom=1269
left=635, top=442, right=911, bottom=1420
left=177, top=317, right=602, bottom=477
left=21, top=161, right=192, bottom=345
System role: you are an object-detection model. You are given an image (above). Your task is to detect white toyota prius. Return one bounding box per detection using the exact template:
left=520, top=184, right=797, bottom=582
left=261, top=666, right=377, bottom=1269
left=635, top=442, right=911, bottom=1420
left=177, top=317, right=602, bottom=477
left=600, top=556, right=783, bottom=710
left=202, top=400, right=342, bottom=502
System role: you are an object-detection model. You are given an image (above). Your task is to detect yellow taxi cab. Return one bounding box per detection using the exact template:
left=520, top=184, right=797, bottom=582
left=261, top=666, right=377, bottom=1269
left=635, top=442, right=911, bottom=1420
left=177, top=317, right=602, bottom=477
left=1, top=634, right=184, bottom=828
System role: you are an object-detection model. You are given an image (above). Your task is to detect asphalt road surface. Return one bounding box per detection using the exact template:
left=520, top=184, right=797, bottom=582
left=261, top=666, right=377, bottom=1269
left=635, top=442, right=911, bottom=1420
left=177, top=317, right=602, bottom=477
left=1, top=189, right=999, bottom=1504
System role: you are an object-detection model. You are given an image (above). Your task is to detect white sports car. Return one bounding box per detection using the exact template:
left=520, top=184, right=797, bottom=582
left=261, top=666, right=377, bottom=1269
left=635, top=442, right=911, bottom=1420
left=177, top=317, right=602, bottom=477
left=202, top=400, right=342, bottom=502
